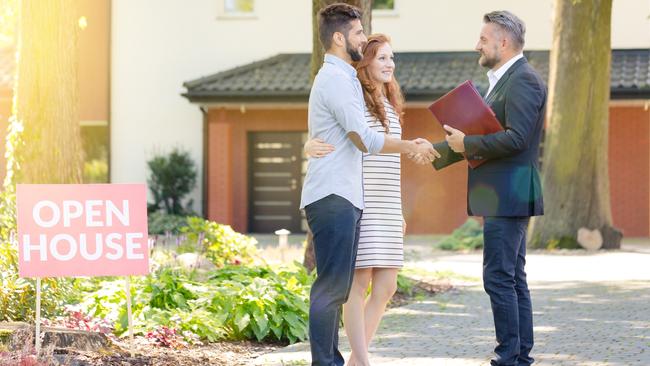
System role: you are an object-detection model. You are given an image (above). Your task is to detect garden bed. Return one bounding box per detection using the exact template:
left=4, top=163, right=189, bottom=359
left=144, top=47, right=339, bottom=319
left=1, top=275, right=452, bottom=365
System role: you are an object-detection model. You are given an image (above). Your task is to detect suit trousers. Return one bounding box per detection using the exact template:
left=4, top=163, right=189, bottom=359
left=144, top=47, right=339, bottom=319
left=483, top=216, right=534, bottom=366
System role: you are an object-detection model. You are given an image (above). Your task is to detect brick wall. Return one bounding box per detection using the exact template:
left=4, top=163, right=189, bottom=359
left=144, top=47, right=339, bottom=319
left=609, top=105, right=650, bottom=236
left=206, top=104, right=650, bottom=236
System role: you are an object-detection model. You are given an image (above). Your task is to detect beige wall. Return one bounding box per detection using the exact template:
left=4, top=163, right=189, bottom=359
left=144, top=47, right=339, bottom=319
left=373, top=0, right=650, bottom=51
left=78, top=0, right=110, bottom=123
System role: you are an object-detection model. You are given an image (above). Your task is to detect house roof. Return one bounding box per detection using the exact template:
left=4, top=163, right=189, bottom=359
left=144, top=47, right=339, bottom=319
left=183, top=49, right=650, bottom=103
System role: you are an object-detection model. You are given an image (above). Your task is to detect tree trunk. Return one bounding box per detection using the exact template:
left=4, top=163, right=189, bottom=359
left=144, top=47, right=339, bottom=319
left=304, top=0, right=372, bottom=272
left=310, top=0, right=372, bottom=80
left=530, top=0, right=622, bottom=249
left=6, top=0, right=83, bottom=186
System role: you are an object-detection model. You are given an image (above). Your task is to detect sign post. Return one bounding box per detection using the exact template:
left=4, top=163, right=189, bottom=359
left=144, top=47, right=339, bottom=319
left=17, top=184, right=149, bottom=355
left=35, top=277, right=41, bottom=353
left=125, top=276, right=134, bottom=357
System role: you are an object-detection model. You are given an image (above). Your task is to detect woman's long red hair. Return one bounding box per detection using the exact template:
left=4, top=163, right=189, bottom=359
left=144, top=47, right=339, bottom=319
left=354, top=34, right=404, bottom=133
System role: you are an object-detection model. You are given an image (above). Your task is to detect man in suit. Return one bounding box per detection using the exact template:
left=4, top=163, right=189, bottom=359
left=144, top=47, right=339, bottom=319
left=433, top=10, right=546, bottom=366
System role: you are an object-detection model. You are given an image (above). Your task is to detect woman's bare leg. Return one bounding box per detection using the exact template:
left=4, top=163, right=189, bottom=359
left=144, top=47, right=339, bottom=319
left=343, top=268, right=373, bottom=366
left=363, top=268, right=399, bottom=347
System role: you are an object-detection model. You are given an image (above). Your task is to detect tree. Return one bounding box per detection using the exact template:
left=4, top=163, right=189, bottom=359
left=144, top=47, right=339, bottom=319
left=6, top=0, right=83, bottom=186
left=530, top=0, right=622, bottom=249
left=304, top=0, right=372, bottom=271
left=0, top=0, right=83, bottom=239
left=0, top=0, right=18, bottom=47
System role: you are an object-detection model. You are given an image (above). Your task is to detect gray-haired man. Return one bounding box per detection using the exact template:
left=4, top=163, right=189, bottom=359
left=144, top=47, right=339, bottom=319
left=434, top=10, right=546, bottom=366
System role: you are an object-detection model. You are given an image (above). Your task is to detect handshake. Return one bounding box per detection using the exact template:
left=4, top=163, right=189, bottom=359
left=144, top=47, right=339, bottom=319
left=407, top=138, right=441, bottom=165
left=407, top=125, right=466, bottom=165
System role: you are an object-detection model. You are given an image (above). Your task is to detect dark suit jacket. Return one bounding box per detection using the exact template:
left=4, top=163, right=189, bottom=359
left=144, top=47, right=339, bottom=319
left=433, top=57, right=547, bottom=217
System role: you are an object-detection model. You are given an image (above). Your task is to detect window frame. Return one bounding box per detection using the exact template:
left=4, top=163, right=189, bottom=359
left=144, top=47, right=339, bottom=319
left=217, top=0, right=257, bottom=20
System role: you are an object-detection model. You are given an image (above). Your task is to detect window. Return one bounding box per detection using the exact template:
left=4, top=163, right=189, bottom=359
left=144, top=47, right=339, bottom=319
left=372, top=0, right=395, bottom=10
left=81, top=123, right=109, bottom=183
left=221, top=0, right=255, bottom=17
left=372, top=0, right=398, bottom=17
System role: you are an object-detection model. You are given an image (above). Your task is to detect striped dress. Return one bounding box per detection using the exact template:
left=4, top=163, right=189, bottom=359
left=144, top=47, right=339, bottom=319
left=355, top=99, right=404, bottom=269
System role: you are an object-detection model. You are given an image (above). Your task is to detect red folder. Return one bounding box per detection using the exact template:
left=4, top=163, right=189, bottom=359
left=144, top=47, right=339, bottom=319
left=428, top=80, right=503, bottom=168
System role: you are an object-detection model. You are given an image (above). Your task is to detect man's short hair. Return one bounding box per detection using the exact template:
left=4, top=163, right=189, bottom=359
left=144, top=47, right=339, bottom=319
left=318, top=3, right=363, bottom=50
left=483, top=10, right=526, bottom=50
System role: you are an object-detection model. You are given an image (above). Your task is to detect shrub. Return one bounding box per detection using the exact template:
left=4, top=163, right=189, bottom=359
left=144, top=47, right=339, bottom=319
left=76, top=263, right=313, bottom=344
left=148, top=211, right=189, bottom=235
left=437, top=218, right=484, bottom=251
left=147, top=148, right=197, bottom=215
left=0, top=241, right=73, bottom=322
left=180, top=217, right=258, bottom=267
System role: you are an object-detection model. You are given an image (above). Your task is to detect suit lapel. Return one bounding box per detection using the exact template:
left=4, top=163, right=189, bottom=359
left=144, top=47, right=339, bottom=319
left=485, top=57, right=527, bottom=104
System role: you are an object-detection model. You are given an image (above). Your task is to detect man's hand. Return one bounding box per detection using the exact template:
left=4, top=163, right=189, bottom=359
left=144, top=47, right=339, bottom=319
left=444, top=125, right=466, bottom=153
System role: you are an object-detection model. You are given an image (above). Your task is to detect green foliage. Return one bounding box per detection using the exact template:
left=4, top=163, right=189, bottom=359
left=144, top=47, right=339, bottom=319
left=77, top=264, right=313, bottom=344
left=396, top=273, right=416, bottom=296
left=545, top=236, right=581, bottom=250
left=437, top=218, right=484, bottom=251
left=0, top=241, right=73, bottom=321
left=147, top=148, right=197, bottom=215
left=83, top=159, right=108, bottom=183
left=0, top=190, right=16, bottom=240
left=180, top=217, right=258, bottom=267
left=147, top=211, right=189, bottom=235
left=372, top=0, right=394, bottom=10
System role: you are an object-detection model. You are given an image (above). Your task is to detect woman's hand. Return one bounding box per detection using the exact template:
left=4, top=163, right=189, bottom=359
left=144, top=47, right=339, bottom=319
left=402, top=219, right=407, bottom=235
left=305, top=138, right=335, bottom=158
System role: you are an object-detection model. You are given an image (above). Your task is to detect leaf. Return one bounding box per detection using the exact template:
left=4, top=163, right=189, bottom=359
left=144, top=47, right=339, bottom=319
left=252, top=311, right=270, bottom=340
left=172, top=292, right=188, bottom=309
left=270, top=323, right=283, bottom=340
left=234, top=311, right=250, bottom=332
left=283, top=312, right=303, bottom=329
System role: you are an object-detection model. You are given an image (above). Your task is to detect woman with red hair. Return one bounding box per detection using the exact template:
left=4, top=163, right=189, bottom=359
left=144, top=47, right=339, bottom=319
left=305, top=33, right=407, bottom=366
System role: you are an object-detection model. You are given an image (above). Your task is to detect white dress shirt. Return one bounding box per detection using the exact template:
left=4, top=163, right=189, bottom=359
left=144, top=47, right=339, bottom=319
left=485, top=53, right=524, bottom=98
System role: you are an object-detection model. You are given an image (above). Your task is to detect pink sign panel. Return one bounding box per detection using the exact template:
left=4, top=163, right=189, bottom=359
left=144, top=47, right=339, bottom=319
left=17, top=184, right=149, bottom=278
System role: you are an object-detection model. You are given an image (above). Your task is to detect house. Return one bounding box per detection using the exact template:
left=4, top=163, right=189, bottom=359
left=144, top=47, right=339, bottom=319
left=118, top=0, right=649, bottom=235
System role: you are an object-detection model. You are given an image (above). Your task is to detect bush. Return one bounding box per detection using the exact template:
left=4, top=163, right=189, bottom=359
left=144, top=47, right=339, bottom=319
left=0, top=241, right=74, bottom=322
left=148, top=211, right=189, bottom=235
left=180, top=217, right=258, bottom=267
left=76, top=264, right=313, bottom=344
left=437, top=218, right=484, bottom=251
left=147, top=148, right=197, bottom=215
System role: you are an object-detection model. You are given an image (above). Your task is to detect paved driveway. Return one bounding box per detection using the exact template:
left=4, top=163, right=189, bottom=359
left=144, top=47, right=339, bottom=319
left=254, top=239, right=650, bottom=365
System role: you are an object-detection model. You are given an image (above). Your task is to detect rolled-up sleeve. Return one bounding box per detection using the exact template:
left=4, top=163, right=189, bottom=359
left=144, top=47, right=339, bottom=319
left=326, top=76, right=385, bottom=154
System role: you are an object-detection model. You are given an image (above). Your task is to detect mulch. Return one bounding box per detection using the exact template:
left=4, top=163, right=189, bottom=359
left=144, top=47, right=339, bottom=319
left=50, top=339, right=283, bottom=366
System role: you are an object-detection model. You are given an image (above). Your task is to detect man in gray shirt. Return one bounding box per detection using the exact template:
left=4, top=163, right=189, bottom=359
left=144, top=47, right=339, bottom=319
left=301, top=4, right=438, bottom=366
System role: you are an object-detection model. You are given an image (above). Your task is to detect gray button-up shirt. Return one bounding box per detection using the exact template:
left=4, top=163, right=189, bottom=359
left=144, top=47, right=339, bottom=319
left=300, top=54, right=386, bottom=210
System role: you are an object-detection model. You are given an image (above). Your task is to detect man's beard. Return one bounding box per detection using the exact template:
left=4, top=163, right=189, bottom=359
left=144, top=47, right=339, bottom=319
left=479, top=51, right=500, bottom=69
left=346, top=40, right=363, bottom=62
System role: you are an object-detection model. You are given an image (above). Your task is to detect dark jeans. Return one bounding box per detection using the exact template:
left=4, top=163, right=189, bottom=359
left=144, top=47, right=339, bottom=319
left=305, top=194, right=362, bottom=366
left=483, top=217, right=534, bottom=366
